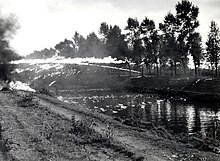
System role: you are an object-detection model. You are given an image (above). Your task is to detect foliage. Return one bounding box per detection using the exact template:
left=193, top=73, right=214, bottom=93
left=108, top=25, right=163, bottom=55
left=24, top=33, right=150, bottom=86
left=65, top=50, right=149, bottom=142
left=70, top=115, right=114, bottom=145
left=159, top=12, right=179, bottom=76
left=85, top=32, right=106, bottom=57
left=159, top=0, right=200, bottom=76
left=125, top=17, right=143, bottom=64
left=37, top=88, right=55, bottom=97
left=175, top=0, right=200, bottom=73
left=26, top=48, right=56, bottom=59
left=73, top=31, right=87, bottom=57
left=55, top=39, right=76, bottom=58
left=188, top=32, right=203, bottom=76
left=205, top=21, right=220, bottom=77
left=141, top=17, right=160, bottom=76
left=102, top=24, right=128, bottom=59
left=17, top=93, right=37, bottom=108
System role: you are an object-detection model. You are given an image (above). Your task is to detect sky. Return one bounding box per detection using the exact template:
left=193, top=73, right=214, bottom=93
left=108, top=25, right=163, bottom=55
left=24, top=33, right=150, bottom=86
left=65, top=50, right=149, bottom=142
left=1, top=0, right=220, bottom=56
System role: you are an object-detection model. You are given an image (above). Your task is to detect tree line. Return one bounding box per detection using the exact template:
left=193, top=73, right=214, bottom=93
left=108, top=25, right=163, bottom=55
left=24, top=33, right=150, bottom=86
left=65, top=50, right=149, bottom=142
left=26, top=0, right=220, bottom=78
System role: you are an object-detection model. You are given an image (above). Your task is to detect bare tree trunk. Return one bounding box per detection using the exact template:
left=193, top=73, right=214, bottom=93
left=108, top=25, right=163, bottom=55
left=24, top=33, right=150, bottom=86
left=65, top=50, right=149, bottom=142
left=163, top=67, right=166, bottom=76
left=141, top=65, right=144, bottom=77
left=171, top=63, right=173, bottom=77
left=156, top=63, right=159, bottom=77
left=183, top=63, right=186, bottom=76
left=174, top=61, right=177, bottom=77
left=148, top=65, right=152, bottom=75
left=194, top=62, right=197, bottom=78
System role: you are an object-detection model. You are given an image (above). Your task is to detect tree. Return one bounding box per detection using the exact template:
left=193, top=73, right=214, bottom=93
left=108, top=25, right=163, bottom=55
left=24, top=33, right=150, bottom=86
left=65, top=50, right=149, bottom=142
left=26, top=48, right=56, bottom=59
left=133, top=38, right=145, bottom=76
left=125, top=17, right=146, bottom=77
left=55, top=39, right=76, bottom=58
left=140, top=17, right=160, bottom=76
left=206, top=21, right=220, bottom=77
left=159, top=13, right=179, bottom=76
left=85, top=32, right=106, bottom=58
left=0, top=13, right=20, bottom=82
left=73, top=31, right=87, bottom=57
left=99, top=23, right=128, bottom=59
left=125, top=18, right=142, bottom=62
left=99, top=22, right=109, bottom=43
left=159, top=0, right=200, bottom=76
left=125, top=18, right=140, bottom=45
left=175, top=0, right=200, bottom=74
left=188, top=32, right=203, bottom=77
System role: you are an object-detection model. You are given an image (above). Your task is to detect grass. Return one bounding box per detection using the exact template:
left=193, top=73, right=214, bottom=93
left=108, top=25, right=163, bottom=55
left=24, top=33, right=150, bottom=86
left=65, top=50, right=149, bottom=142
left=37, top=88, right=55, bottom=97
left=121, top=116, right=220, bottom=155
left=69, top=114, right=145, bottom=160
left=0, top=122, right=13, bottom=153
left=17, top=93, right=37, bottom=108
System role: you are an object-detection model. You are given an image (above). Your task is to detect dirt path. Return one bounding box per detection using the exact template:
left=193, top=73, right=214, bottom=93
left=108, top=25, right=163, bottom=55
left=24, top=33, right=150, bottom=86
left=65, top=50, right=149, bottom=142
left=36, top=97, right=170, bottom=160
left=0, top=91, right=134, bottom=160
left=34, top=93, right=220, bottom=161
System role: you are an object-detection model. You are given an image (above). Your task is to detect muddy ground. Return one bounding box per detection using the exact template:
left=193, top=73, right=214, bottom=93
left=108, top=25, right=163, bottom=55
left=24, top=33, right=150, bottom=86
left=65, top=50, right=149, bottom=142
left=0, top=90, right=219, bottom=161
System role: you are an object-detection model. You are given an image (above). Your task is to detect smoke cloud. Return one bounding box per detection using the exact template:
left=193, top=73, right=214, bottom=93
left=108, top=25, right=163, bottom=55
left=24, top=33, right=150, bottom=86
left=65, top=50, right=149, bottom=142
left=0, top=11, right=20, bottom=81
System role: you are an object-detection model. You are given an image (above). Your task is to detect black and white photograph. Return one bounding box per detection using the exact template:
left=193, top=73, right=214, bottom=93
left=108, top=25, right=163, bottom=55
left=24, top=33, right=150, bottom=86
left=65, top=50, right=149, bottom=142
left=0, top=0, right=220, bottom=160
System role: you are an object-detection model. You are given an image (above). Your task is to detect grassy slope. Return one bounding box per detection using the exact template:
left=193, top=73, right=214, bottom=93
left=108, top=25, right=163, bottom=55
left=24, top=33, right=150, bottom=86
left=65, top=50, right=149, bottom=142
left=122, top=77, right=220, bottom=102
left=0, top=91, right=132, bottom=161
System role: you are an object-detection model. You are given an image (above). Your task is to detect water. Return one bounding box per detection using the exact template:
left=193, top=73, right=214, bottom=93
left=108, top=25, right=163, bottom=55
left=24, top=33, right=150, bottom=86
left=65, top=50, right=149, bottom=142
left=59, top=89, right=220, bottom=140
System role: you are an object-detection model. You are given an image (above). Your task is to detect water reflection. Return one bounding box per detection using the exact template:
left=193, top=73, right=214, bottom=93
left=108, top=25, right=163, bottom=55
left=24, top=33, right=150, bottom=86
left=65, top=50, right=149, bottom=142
left=59, top=90, right=220, bottom=140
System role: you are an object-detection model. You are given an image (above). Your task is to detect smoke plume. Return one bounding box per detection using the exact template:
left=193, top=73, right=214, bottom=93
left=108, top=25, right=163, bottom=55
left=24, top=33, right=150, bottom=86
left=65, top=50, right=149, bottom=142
left=0, top=12, right=20, bottom=82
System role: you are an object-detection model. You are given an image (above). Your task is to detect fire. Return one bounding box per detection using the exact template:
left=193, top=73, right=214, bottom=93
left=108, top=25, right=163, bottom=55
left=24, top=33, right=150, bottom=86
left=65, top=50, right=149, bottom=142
left=11, top=56, right=125, bottom=65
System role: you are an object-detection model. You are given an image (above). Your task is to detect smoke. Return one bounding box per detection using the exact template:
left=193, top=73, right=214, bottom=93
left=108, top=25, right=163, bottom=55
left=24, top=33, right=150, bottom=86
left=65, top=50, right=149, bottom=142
left=0, top=12, right=20, bottom=82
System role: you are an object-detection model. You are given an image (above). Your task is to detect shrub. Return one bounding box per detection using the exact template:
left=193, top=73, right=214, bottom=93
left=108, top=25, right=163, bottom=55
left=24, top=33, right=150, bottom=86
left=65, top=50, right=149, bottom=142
left=37, top=88, right=55, bottom=97
left=17, top=93, right=37, bottom=108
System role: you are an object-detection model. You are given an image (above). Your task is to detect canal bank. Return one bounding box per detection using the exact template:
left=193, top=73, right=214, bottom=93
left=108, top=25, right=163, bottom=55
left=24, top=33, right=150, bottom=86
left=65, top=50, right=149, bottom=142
left=122, top=77, right=220, bottom=102
left=11, top=90, right=220, bottom=160
left=2, top=90, right=220, bottom=161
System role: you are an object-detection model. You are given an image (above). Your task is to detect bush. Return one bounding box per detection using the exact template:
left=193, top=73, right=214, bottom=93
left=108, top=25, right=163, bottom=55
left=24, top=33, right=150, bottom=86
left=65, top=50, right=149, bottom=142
left=37, top=88, right=55, bottom=97
left=17, top=93, right=38, bottom=108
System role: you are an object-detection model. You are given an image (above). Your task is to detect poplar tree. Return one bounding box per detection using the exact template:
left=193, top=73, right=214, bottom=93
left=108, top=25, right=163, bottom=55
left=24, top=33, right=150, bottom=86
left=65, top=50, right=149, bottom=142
left=206, top=21, right=220, bottom=77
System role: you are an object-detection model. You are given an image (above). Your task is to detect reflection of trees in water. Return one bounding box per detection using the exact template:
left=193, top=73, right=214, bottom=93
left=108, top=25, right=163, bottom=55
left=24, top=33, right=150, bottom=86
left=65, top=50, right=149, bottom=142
left=205, top=111, right=220, bottom=140
left=144, top=103, right=153, bottom=122
left=192, top=104, right=201, bottom=134
left=160, top=100, right=169, bottom=127
left=75, top=92, right=220, bottom=140
left=168, top=102, right=188, bottom=133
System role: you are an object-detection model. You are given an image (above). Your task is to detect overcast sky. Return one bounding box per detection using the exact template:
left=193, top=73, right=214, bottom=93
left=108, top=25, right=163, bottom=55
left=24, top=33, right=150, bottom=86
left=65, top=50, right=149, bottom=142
left=1, top=0, right=220, bottom=56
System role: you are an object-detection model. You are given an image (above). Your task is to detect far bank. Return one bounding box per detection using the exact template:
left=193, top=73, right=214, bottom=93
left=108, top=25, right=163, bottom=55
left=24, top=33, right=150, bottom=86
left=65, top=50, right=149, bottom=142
left=121, top=77, right=220, bottom=102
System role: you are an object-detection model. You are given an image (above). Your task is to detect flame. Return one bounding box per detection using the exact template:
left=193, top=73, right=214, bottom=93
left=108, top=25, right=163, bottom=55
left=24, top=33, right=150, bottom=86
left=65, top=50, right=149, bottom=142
left=11, top=56, right=125, bottom=65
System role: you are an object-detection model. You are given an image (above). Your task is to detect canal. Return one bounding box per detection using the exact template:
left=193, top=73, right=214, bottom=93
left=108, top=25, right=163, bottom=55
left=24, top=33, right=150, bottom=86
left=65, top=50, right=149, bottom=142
left=58, top=89, right=220, bottom=140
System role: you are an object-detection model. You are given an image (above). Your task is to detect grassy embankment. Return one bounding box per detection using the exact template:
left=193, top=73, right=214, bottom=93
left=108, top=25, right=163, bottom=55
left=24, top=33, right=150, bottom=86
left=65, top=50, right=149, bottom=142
left=122, top=76, right=220, bottom=102
left=0, top=91, right=142, bottom=161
